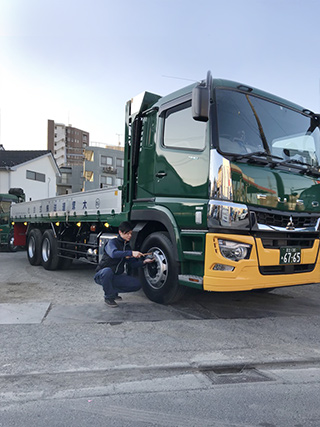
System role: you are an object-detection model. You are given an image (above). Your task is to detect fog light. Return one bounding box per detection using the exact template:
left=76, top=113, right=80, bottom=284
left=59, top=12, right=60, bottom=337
left=218, top=239, right=251, bottom=261
left=213, top=264, right=235, bottom=271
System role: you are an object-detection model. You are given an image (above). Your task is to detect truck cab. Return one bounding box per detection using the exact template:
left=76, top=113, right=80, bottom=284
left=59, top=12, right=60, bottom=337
left=0, top=188, right=25, bottom=251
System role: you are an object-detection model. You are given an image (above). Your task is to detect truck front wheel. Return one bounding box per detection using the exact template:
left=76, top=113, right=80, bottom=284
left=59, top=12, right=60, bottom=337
left=8, top=231, right=18, bottom=252
left=27, top=229, right=42, bottom=265
left=139, top=232, right=185, bottom=304
left=41, top=230, right=60, bottom=270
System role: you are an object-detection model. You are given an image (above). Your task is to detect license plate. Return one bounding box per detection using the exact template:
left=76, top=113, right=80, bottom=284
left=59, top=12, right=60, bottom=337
left=279, top=246, right=301, bottom=264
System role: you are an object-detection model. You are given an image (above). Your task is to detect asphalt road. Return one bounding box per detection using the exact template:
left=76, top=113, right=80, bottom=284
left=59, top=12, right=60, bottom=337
left=1, top=250, right=320, bottom=426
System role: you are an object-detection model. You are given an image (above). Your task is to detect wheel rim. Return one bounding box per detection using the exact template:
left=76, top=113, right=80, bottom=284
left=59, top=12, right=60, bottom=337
left=9, top=236, right=15, bottom=249
left=28, top=236, right=36, bottom=258
left=143, top=246, right=168, bottom=290
left=42, top=237, right=51, bottom=263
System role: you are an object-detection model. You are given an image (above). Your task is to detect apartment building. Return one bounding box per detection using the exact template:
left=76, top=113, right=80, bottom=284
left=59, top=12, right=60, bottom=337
left=83, top=144, right=124, bottom=192
left=47, top=120, right=89, bottom=167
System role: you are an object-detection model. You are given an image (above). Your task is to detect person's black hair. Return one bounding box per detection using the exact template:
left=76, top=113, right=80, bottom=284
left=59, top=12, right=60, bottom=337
left=118, top=221, right=133, bottom=233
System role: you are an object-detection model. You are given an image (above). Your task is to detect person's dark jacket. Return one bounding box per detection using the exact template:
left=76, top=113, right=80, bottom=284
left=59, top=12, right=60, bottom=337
left=95, top=235, right=143, bottom=274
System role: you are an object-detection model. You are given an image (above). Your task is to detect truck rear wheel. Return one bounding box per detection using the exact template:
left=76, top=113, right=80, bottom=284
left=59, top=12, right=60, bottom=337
left=41, top=230, right=60, bottom=270
left=139, top=232, right=185, bottom=304
left=27, top=229, right=42, bottom=265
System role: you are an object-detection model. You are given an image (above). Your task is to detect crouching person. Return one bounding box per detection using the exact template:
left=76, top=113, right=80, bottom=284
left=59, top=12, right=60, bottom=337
left=94, top=221, right=154, bottom=307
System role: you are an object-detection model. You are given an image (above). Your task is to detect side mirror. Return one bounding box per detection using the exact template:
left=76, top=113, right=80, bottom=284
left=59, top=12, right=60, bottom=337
left=192, top=70, right=212, bottom=122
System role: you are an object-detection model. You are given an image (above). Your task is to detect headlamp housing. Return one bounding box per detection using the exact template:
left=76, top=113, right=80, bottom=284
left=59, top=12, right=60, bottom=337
left=218, top=239, right=252, bottom=261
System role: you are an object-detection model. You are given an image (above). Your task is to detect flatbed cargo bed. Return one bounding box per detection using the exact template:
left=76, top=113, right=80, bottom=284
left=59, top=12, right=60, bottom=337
left=11, top=187, right=122, bottom=222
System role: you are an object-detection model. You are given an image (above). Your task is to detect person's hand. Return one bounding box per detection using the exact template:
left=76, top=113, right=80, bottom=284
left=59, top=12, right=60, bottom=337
left=143, top=257, right=155, bottom=264
left=132, top=251, right=143, bottom=258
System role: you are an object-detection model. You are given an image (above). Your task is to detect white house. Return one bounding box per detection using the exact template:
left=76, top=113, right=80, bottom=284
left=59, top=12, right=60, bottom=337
left=0, top=149, right=60, bottom=201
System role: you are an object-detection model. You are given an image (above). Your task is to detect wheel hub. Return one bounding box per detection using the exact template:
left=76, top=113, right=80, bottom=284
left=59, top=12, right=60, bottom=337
left=143, top=247, right=168, bottom=289
left=28, top=237, right=36, bottom=258
left=42, top=238, right=51, bottom=263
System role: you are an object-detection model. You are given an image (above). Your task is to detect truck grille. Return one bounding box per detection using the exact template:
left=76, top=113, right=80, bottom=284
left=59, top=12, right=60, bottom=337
left=253, top=210, right=318, bottom=228
left=260, top=232, right=318, bottom=249
left=259, top=264, right=315, bottom=275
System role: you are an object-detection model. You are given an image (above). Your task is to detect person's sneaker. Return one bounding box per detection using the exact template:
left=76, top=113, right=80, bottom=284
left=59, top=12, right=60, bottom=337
left=114, top=295, right=122, bottom=301
left=104, top=298, right=118, bottom=307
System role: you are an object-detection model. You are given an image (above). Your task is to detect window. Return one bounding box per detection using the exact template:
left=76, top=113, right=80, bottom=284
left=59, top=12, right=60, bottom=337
left=84, top=150, right=94, bottom=161
left=116, top=158, right=124, bottom=167
left=0, top=201, right=11, bottom=224
left=61, top=172, right=69, bottom=184
left=100, top=175, right=113, bottom=187
left=216, top=89, right=320, bottom=165
left=101, top=155, right=113, bottom=166
left=84, top=171, right=94, bottom=182
left=163, top=102, right=205, bottom=150
left=26, top=170, right=45, bottom=182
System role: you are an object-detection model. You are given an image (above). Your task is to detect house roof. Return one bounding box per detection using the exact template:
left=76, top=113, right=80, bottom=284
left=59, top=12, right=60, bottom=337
left=0, top=150, right=53, bottom=168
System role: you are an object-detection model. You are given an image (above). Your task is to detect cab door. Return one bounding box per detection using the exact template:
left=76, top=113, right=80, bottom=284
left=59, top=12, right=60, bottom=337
left=154, top=98, right=209, bottom=199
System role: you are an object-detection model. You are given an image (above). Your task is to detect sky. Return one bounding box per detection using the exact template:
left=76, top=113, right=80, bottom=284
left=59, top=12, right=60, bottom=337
left=0, top=0, right=320, bottom=150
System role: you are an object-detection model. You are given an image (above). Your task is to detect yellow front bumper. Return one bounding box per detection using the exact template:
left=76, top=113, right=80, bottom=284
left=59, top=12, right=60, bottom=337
left=203, top=233, right=320, bottom=292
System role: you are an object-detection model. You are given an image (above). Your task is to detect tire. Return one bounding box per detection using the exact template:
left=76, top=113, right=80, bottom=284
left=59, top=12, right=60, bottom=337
left=27, top=229, right=42, bottom=265
left=8, top=231, right=18, bottom=252
left=139, top=232, right=185, bottom=304
left=41, top=229, right=61, bottom=270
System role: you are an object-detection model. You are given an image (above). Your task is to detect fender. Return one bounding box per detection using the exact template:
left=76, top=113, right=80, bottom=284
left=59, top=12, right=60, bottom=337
left=130, top=206, right=181, bottom=262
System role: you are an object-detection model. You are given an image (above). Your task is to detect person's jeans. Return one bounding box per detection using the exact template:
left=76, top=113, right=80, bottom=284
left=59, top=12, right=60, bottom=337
left=94, top=267, right=141, bottom=299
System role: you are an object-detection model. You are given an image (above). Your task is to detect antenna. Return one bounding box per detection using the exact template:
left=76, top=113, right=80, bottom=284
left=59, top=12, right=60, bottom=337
left=162, top=75, right=197, bottom=83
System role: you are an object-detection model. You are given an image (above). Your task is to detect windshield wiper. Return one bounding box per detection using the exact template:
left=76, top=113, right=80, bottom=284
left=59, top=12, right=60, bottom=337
left=232, top=151, right=283, bottom=162
left=280, top=158, right=320, bottom=176
left=232, top=151, right=320, bottom=176
left=281, top=158, right=312, bottom=167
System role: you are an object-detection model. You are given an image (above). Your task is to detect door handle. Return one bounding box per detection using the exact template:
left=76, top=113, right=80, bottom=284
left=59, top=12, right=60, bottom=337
left=155, top=172, right=167, bottom=178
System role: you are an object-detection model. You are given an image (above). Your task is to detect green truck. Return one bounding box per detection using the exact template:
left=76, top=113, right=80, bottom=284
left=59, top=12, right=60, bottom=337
left=0, top=188, right=25, bottom=251
left=11, top=72, right=320, bottom=303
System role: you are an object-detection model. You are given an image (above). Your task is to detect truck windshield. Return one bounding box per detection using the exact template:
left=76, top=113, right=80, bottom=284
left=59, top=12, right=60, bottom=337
left=216, top=89, right=320, bottom=168
left=0, top=201, right=11, bottom=214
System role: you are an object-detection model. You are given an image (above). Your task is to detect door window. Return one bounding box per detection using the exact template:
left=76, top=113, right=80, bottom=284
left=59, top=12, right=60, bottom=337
left=163, top=102, right=205, bottom=151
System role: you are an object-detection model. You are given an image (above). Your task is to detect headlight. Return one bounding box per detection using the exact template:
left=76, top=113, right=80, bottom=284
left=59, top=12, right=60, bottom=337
left=218, top=239, right=252, bottom=261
